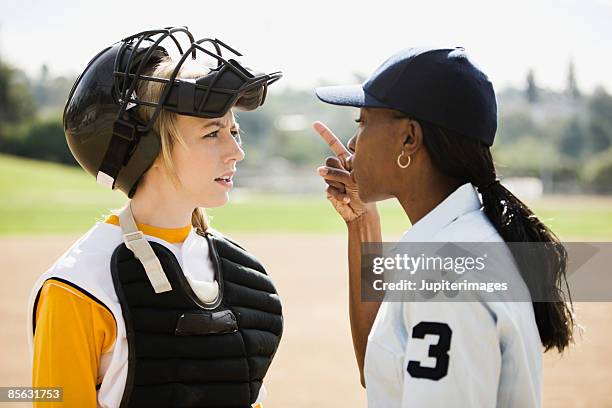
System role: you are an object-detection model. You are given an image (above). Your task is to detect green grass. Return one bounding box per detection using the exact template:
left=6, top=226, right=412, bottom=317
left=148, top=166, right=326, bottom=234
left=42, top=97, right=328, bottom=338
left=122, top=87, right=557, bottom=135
left=206, top=193, right=411, bottom=234
left=1, top=154, right=611, bottom=239
left=531, top=208, right=612, bottom=240
left=0, top=154, right=125, bottom=234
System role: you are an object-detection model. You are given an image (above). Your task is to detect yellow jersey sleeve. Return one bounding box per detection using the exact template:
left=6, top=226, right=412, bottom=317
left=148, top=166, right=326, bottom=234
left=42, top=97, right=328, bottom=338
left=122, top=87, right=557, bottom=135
left=32, top=279, right=116, bottom=407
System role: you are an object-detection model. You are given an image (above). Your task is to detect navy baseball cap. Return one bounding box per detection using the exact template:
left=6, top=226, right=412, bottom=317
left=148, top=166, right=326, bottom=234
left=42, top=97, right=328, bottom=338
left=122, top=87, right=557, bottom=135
left=315, top=47, right=497, bottom=147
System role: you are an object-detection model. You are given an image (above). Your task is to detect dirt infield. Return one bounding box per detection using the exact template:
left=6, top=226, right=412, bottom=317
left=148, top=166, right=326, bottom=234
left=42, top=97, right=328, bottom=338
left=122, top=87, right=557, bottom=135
left=1, top=233, right=610, bottom=407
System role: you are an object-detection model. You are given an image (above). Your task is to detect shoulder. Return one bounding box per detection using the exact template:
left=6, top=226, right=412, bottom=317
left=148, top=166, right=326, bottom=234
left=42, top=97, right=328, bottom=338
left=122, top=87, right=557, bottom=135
left=47, top=222, right=122, bottom=277
left=34, top=278, right=117, bottom=356
left=28, top=222, right=123, bottom=331
left=38, top=278, right=113, bottom=314
left=206, top=227, right=247, bottom=251
left=434, top=208, right=502, bottom=242
left=36, top=278, right=116, bottom=328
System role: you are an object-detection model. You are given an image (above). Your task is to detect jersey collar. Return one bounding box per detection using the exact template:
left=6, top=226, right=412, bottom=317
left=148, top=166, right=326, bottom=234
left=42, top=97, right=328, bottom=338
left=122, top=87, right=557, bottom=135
left=103, top=214, right=192, bottom=244
left=399, top=183, right=482, bottom=242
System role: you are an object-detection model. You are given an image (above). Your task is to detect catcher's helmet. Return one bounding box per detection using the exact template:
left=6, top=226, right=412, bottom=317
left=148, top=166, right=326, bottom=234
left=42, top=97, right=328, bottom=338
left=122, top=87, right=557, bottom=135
left=63, top=27, right=281, bottom=197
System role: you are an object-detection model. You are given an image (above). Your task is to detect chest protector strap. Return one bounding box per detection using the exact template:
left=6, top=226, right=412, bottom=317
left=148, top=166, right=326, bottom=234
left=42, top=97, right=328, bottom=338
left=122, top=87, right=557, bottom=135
left=118, top=203, right=172, bottom=293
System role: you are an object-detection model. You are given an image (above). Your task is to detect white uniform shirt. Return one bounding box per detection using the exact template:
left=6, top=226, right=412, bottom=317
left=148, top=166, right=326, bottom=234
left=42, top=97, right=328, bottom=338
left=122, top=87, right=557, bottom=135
left=26, top=221, right=267, bottom=408
left=363, top=183, right=542, bottom=408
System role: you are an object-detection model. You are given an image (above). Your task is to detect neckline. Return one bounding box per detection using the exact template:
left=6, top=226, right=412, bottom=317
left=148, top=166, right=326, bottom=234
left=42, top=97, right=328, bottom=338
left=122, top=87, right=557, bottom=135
left=103, top=214, right=192, bottom=244
left=400, top=183, right=482, bottom=242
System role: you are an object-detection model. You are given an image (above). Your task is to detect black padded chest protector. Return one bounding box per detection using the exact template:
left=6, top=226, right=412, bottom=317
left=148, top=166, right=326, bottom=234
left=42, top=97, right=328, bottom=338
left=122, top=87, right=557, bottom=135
left=110, top=230, right=283, bottom=408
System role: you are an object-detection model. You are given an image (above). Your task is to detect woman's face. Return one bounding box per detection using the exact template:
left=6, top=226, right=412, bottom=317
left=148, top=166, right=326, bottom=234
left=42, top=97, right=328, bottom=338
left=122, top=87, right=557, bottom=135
left=170, top=110, right=244, bottom=208
left=347, top=107, right=411, bottom=203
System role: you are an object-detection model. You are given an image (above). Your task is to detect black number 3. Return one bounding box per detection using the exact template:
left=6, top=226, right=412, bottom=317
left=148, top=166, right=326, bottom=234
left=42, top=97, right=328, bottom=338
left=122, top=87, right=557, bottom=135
left=407, top=321, right=452, bottom=381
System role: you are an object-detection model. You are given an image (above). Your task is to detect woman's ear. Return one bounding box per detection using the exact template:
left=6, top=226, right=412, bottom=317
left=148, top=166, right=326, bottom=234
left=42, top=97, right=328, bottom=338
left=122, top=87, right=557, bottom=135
left=401, top=119, right=423, bottom=156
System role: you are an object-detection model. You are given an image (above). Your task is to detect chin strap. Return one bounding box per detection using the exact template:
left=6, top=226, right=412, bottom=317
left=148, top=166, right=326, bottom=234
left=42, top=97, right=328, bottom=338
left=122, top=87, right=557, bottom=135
left=118, top=202, right=172, bottom=293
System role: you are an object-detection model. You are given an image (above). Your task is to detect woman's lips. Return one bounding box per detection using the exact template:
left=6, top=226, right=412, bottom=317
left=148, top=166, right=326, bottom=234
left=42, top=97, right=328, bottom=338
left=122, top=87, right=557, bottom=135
left=215, top=178, right=233, bottom=188
left=214, top=173, right=234, bottom=189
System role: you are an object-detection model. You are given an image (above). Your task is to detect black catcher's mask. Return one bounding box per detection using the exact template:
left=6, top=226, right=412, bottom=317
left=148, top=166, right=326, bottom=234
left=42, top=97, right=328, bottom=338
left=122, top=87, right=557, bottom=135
left=63, top=27, right=282, bottom=196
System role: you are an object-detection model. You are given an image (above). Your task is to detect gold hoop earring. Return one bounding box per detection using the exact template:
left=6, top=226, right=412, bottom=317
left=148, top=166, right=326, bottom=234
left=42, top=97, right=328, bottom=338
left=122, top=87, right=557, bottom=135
left=397, top=151, right=411, bottom=169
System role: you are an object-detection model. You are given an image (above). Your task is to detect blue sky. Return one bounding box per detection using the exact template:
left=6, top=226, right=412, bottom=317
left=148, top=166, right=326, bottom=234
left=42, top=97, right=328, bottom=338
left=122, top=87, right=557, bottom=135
left=1, top=0, right=611, bottom=92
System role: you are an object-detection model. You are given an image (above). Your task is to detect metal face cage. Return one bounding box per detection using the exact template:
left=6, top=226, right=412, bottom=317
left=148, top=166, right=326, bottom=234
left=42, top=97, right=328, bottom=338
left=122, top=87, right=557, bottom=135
left=94, top=26, right=282, bottom=190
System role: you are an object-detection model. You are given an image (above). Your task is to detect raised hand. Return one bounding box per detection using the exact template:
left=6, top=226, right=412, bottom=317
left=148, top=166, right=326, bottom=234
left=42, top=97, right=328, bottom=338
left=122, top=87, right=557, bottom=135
left=313, top=121, right=373, bottom=223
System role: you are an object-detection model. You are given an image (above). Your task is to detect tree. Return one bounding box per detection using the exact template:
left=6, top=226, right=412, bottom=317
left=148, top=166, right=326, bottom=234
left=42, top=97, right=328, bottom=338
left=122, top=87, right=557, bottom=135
left=13, top=118, right=76, bottom=165
left=559, top=118, right=585, bottom=158
left=566, top=59, right=580, bottom=100
left=526, top=68, right=538, bottom=103
left=587, top=87, right=612, bottom=154
left=583, top=148, right=612, bottom=192
left=497, top=112, right=538, bottom=145
left=0, top=59, right=35, bottom=124
left=32, top=64, right=51, bottom=107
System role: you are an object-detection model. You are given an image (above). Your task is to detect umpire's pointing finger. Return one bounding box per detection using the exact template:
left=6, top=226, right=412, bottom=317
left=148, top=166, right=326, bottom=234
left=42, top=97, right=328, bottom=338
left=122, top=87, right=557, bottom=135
left=313, top=121, right=351, bottom=162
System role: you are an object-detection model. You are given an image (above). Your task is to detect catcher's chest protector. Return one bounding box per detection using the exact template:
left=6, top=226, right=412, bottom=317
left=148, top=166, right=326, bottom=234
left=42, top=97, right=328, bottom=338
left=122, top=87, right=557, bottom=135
left=110, top=230, right=283, bottom=408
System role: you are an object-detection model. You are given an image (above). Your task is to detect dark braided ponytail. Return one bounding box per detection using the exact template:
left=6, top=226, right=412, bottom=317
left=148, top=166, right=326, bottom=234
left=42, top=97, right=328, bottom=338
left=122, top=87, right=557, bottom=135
left=419, top=118, right=574, bottom=352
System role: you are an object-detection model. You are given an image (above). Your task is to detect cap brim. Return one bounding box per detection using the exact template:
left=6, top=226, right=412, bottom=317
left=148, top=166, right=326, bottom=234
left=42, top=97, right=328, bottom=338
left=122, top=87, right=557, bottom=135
left=315, top=85, right=389, bottom=109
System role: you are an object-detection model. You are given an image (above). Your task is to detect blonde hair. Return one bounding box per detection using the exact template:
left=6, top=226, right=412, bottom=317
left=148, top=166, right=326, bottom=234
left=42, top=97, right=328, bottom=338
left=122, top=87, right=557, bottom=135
left=135, top=56, right=210, bottom=233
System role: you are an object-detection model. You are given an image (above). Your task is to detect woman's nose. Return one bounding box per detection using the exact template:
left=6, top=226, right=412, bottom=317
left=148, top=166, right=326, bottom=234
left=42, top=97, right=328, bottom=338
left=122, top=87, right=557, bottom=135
left=228, top=136, right=245, bottom=163
left=235, top=144, right=245, bottom=162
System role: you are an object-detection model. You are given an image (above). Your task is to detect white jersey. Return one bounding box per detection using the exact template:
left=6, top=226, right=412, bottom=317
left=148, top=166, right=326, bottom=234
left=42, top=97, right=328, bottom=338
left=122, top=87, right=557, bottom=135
left=364, top=183, right=542, bottom=407
left=26, top=220, right=267, bottom=408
